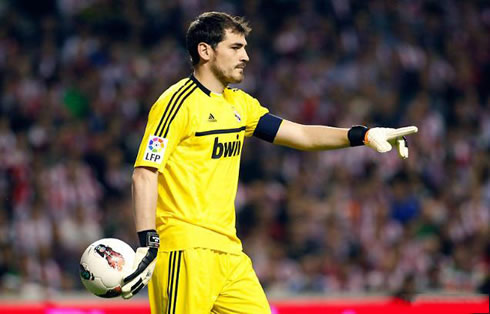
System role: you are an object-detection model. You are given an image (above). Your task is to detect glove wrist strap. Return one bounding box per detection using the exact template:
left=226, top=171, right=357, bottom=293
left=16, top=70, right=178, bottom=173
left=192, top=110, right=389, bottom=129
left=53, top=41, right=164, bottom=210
left=137, top=229, right=160, bottom=248
left=348, top=125, right=368, bottom=146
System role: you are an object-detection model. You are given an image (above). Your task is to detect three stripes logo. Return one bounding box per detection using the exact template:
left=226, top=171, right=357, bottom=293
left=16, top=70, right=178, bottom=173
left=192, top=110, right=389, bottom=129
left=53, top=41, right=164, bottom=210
left=166, top=251, right=183, bottom=314
left=144, top=80, right=197, bottom=165
left=208, top=113, right=217, bottom=122
left=155, top=79, right=197, bottom=138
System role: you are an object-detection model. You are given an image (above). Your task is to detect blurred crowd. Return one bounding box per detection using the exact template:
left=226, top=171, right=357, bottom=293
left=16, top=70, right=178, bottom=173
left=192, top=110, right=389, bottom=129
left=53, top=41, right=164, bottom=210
left=0, top=0, right=488, bottom=299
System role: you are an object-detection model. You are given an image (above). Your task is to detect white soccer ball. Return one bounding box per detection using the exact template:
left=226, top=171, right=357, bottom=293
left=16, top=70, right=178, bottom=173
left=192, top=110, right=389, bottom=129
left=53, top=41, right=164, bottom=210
left=79, top=238, right=135, bottom=298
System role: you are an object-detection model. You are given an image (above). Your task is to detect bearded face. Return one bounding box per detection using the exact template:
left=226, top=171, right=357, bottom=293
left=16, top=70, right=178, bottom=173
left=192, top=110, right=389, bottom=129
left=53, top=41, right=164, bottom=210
left=208, top=29, right=249, bottom=85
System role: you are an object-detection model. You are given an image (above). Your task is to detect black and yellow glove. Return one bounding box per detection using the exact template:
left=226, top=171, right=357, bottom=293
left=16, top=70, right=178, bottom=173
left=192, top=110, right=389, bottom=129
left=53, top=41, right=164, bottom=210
left=121, top=230, right=159, bottom=299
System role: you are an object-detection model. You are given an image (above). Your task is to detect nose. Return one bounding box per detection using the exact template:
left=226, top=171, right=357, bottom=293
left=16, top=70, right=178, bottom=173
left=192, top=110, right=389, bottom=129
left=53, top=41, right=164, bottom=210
left=241, top=49, right=249, bottom=63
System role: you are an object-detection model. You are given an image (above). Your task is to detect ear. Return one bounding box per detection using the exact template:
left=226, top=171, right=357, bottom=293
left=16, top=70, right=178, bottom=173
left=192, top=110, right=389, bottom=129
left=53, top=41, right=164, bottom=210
left=197, top=42, right=213, bottom=62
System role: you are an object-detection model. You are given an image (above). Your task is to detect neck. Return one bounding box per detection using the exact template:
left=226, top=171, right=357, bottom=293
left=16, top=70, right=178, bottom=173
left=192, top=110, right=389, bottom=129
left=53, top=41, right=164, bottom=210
left=193, top=67, right=226, bottom=94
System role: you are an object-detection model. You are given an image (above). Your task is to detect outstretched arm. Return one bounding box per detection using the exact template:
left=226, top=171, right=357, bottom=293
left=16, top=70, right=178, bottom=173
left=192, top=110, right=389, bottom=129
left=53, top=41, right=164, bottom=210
left=273, top=120, right=350, bottom=151
left=267, top=116, right=418, bottom=158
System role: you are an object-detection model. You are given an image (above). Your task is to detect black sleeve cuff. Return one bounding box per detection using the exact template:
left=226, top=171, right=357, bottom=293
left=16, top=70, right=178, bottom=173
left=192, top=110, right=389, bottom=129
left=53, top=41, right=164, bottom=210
left=348, top=125, right=368, bottom=146
left=253, top=113, right=283, bottom=143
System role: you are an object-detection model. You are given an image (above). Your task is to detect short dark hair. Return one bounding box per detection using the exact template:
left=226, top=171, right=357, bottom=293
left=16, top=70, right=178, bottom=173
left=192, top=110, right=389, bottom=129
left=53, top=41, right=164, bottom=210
left=186, top=12, right=251, bottom=66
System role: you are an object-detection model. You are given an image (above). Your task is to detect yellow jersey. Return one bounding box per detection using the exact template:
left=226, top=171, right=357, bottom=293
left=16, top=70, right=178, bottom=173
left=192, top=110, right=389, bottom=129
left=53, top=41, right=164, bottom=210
left=134, top=75, right=271, bottom=254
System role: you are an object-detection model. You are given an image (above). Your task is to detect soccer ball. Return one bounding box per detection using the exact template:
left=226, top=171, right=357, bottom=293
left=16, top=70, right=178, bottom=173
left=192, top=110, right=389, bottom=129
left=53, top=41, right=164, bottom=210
left=79, top=238, right=135, bottom=298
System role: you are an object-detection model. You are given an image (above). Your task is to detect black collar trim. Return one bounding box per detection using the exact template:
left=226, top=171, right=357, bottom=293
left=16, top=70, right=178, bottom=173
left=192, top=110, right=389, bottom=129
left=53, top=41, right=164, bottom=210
left=189, top=74, right=211, bottom=96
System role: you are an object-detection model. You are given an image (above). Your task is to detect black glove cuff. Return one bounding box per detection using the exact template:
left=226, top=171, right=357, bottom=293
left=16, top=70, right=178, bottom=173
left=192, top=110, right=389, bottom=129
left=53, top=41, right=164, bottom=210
left=137, top=229, right=160, bottom=248
left=348, top=125, right=368, bottom=146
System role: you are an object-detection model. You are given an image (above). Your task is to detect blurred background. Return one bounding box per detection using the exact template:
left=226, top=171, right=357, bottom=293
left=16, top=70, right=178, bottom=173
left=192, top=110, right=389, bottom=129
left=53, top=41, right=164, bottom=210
left=0, top=0, right=488, bottom=302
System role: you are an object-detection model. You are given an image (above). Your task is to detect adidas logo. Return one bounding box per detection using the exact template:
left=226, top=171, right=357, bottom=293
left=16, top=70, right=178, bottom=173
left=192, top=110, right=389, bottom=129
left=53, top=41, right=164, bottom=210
left=208, top=113, right=217, bottom=122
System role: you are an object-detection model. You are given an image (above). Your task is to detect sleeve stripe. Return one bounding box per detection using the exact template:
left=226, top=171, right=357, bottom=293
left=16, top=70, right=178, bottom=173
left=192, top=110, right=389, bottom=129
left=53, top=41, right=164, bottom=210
left=155, top=79, right=193, bottom=137
left=163, top=86, right=197, bottom=137
left=157, top=81, right=196, bottom=137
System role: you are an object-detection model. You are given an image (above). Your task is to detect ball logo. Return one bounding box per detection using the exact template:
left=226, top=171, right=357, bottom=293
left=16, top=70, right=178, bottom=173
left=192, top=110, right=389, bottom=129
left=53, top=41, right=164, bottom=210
left=101, top=286, right=122, bottom=298
left=94, top=244, right=125, bottom=271
left=79, top=264, right=94, bottom=280
left=149, top=137, right=164, bottom=153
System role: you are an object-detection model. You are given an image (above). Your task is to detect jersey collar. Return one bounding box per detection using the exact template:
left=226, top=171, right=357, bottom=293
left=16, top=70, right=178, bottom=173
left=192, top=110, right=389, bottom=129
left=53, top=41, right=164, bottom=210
left=189, top=74, right=211, bottom=97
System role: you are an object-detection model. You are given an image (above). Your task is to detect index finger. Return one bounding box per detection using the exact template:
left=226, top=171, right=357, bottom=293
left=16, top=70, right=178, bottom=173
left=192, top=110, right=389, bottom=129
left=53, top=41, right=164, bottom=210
left=387, top=126, right=418, bottom=140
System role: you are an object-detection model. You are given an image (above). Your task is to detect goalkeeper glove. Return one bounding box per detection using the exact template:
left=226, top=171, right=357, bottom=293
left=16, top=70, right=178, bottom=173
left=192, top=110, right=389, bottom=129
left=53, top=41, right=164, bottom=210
left=348, top=126, right=418, bottom=159
left=121, top=230, right=159, bottom=299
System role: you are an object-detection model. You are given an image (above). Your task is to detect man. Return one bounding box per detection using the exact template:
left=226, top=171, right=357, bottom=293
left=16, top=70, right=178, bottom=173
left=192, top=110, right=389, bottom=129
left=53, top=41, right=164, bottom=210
left=121, top=11, right=417, bottom=314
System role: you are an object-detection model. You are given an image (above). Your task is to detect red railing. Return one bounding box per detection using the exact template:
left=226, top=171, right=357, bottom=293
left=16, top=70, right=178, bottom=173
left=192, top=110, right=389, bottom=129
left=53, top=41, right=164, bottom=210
left=0, top=296, right=488, bottom=314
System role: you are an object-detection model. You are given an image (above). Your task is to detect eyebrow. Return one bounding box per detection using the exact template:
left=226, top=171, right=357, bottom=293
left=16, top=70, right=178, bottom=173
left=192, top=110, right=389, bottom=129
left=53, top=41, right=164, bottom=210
left=230, top=42, right=247, bottom=47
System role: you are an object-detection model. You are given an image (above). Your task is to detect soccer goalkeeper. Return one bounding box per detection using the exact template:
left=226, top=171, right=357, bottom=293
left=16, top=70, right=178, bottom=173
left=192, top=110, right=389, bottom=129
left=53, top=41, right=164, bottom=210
left=121, top=11, right=418, bottom=314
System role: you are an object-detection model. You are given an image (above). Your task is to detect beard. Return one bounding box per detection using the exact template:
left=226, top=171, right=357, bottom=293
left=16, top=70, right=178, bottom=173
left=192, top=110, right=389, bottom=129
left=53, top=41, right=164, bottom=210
left=210, top=57, right=244, bottom=85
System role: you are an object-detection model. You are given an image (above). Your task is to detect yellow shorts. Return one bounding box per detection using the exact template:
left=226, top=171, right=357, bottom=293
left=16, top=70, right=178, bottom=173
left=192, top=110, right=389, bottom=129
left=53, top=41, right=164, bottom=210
left=148, top=248, right=271, bottom=314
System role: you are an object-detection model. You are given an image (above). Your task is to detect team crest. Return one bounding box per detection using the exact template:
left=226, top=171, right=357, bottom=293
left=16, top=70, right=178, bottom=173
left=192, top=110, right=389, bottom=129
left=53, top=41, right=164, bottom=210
left=94, top=244, right=125, bottom=271
left=233, top=110, right=241, bottom=122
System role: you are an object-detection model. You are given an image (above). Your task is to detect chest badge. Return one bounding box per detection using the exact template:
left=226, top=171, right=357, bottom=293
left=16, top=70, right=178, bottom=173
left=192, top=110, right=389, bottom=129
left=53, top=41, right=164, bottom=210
left=233, top=110, right=241, bottom=122
left=208, top=113, right=217, bottom=122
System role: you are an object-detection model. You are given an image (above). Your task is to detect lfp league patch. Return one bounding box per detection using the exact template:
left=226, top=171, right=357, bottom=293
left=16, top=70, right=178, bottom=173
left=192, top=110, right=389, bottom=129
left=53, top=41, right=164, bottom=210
left=143, top=135, right=168, bottom=164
